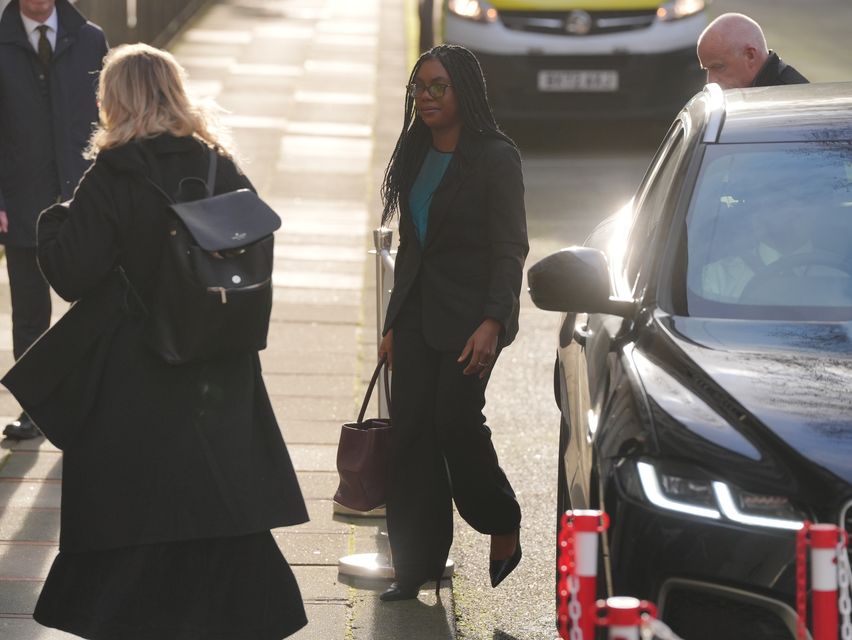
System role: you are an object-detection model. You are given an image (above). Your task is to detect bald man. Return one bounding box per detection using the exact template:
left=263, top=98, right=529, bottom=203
left=697, top=13, right=808, bottom=89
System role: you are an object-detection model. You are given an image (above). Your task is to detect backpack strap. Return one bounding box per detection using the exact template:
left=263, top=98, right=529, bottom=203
left=205, top=146, right=218, bottom=197
left=141, top=143, right=217, bottom=204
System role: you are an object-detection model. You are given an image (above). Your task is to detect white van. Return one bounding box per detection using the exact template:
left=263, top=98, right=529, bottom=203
left=433, top=0, right=708, bottom=120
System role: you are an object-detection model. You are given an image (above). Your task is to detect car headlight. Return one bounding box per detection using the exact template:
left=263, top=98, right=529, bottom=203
left=637, top=461, right=804, bottom=530
left=656, top=0, right=705, bottom=21
left=446, top=0, right=498, bottom=23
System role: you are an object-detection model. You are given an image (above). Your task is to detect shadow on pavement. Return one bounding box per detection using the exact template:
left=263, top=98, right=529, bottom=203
left=370, top=596, right=453, bottom=640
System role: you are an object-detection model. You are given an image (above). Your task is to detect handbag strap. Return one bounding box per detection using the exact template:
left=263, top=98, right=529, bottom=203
left=357, top=355, right=392, bottom=424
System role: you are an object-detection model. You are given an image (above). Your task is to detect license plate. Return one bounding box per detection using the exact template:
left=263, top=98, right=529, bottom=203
left=537, top=70, right=619, bottom=92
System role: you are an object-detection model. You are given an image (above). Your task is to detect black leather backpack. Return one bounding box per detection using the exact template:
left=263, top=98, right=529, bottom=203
left=141, top=147, right=281, bottom=364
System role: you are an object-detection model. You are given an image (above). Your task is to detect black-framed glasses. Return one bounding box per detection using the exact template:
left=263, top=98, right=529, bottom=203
left=406, top=82, right=453, bottom=99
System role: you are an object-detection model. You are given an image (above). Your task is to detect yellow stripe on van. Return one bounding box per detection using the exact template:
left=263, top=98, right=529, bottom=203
left=490, top=0, right=661, bottom=10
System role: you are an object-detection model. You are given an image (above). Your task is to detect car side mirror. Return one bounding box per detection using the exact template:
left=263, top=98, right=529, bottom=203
left=527, top=246, right=635, bottom=317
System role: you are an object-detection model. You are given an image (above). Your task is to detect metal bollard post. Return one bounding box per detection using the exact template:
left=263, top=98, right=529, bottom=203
left=373, top=227, right=393, bottom=419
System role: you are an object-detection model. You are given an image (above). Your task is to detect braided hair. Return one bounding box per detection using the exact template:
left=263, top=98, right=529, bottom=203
left=380, top=44, right=516, bottom=225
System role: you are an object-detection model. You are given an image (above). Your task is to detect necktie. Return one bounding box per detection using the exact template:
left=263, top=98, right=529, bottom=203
left=36, top=24, right=52, bottom=68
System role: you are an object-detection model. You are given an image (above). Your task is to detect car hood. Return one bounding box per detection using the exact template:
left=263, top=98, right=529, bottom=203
left=659, top=316, right=852, bottom=485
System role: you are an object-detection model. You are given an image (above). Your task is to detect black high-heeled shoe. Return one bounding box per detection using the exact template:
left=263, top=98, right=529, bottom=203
left=489, top=532, right=522, bottom=588
left=380, top=571, right=444, bottom=602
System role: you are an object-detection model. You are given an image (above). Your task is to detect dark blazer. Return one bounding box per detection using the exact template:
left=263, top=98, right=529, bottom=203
left=15, top=135, right=308, bottom=553
left=0, top=0, right=107, bottom=247
left=752, top=51, right=808, bottom=87
left=383, top=128, right=528, bottom=351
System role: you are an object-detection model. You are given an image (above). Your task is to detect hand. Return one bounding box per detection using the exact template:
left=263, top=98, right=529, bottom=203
left=0, top=210, right=8, bottom=234
left=458, top=318, right=501, bottom=379
left=378, top=329, right=394, bottom=370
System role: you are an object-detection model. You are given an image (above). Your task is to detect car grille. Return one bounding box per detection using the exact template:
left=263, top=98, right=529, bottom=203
left=499, top=10, right=657, bottom=36
left=663, top=588, right=795, bottom=640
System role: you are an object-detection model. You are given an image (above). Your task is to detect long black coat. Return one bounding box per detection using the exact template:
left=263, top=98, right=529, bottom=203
left=383, top=129, right=528, bottom=351
left=33, top=134, right=308, bottom=553
left=0, top=0, right=107, bottom=247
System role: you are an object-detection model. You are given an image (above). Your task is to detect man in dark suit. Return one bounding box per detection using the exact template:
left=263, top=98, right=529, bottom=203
left=0, top=0, right=107, bottom=439
left=697, top=13, right=808, bottom=90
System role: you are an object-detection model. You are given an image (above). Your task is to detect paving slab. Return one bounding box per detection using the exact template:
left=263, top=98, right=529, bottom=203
left=0, top=618, right=76, bottom=640
left=291, top=471, right=339, bottom=501
left=264, top=373, right=353, bottom=397
left=0, top=439, right=59, bottom=455
left=281, top=420, right=342, bottom=445
left=0, top=394, right=21, bottom=417
left=0, top=543, right=56, bottom=580
left=291, top=602, right=350, bottom=640
left=291, top=565, right=349, bottom=603
left=261, top=351, right=359, bottom=376
left=288, top=500, right=351, bottom=535
left=0, top=509, right=60, bottom=544
left=272, top=287, right=362, bottom=307
left=0, top=454, right=61, bottom=482
left=0, top=482, right=61, bottom=510
left=273, top=530, right=349, bottom=565
left=270, top=303, right=361, bottom=325
left=0, top=580, right=41, bottom=615
left=349, top=585, right=455, bottom=640
left=271, top=397, right=357, bottom=425
left=288, top=444, right=338, bottom=472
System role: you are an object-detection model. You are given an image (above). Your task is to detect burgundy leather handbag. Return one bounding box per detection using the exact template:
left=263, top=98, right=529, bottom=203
left=334, top=356, right=392, bottom=513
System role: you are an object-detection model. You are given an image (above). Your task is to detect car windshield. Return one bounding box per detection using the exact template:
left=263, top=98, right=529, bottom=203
left=678, top=142, right=852, bottom=320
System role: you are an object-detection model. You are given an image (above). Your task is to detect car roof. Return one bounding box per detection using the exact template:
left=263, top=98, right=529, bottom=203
left=709, top=82, right=852, bottom=144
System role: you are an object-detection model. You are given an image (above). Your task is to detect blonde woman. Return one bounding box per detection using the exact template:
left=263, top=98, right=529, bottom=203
left=30, top=44, right=308, bottom=639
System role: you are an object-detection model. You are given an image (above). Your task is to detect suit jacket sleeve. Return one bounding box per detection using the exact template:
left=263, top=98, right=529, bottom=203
left=37, top=161, right=119, bottom=302
left=483, top=144, right=528, bottom=331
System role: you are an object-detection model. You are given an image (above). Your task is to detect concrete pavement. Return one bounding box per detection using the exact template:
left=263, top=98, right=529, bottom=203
left=0, top=0, right=456, bottom=638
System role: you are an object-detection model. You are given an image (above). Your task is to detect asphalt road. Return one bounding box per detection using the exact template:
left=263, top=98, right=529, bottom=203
left=450, top=4, right=852, bottom=639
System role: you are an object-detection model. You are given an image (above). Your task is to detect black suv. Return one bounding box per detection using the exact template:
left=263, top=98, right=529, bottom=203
left=529, top=82, right=852, bottom=639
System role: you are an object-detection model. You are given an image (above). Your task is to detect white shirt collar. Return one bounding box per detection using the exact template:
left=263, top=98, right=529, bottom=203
left=20, top=7, right=58, bottom=50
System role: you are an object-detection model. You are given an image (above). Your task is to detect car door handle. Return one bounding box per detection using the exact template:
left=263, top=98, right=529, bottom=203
left=573, top=323, right=591, bottom=346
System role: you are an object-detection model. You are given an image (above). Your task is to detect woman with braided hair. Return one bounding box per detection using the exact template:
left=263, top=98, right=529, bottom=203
left=377, top=44, right=528, bottom=602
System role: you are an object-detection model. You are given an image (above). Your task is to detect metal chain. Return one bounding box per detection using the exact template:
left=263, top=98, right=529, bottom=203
left=796, top=524, right=810, bottom=640
left=837, top=537, right=852, bottom=640
left=557, top=516, right=584, bottom=640
left=568, top=574, right=583, bottom=640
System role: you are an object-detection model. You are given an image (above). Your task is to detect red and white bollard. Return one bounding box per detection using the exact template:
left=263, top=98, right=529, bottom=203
left=558, top=510, right=609, bottom=640
left=812, top=524, right=841, bottom=640
left=595, top=596, right=658, bottom=640
left=797, top=521, right=849, bottom=640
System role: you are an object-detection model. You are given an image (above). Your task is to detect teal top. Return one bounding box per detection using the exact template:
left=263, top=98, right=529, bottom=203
left=408, top=147, right=453, bottom=246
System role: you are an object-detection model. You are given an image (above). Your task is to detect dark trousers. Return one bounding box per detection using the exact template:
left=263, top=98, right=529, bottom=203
left=5, top=246, right=51, bottom=360
left=387, top=295, right=521, bottom=582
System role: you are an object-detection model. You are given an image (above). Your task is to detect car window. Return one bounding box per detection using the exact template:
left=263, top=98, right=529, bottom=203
left=680, top=142, right=852, bottom=320
left=623, top=126, right=686, bottom=291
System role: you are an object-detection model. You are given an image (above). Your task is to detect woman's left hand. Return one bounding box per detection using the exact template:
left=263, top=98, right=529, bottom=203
left=458, top=318, right=502, bottom=379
